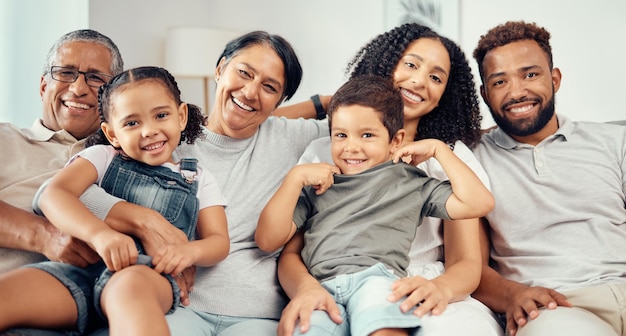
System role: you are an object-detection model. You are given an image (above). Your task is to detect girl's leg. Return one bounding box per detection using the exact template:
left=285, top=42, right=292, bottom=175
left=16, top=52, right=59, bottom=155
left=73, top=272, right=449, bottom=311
left=101, top=264, right=172, bottom=336
left=0, top=268, right=78, bottom=330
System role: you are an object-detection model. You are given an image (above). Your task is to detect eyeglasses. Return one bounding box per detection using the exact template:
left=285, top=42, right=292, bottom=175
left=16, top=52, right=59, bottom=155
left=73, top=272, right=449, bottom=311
left=50, top=66, right=113, bottom=88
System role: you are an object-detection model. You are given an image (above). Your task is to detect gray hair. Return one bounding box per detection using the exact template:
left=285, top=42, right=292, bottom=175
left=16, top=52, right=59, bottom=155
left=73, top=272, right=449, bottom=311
left=42, top=29, right=124, bottom=77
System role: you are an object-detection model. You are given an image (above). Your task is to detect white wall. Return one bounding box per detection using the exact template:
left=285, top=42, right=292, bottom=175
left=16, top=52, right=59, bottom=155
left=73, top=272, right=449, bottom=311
left=87, top=0, right=626, bottom=127
left=0, top=0, right=88, bottom=127
left=88, top=0, right=385, bottom=116
left=5, top=0, right=625, bottom=128
left=458, top=0, right=626, bottom=126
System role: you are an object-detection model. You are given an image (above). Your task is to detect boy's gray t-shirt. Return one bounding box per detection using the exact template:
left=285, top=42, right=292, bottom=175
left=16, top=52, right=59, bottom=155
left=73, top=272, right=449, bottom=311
left=293, top=161, right=453, bottom=283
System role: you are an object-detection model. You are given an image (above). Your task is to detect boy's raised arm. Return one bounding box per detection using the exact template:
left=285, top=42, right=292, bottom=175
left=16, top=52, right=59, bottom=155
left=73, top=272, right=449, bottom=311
left=393, top=139, right=494, bottom=220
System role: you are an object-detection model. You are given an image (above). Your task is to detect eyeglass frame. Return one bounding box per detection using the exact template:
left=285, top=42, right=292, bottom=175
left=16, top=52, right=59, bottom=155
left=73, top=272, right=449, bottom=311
left=49, top=66, right=113, bottom=88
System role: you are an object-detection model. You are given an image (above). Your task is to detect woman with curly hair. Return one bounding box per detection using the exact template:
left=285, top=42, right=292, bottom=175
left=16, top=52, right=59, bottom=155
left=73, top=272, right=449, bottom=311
left=274, top=23, right=503, bottom=336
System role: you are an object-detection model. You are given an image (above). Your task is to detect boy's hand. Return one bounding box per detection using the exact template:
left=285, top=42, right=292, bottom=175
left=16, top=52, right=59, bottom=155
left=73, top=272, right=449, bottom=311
left=291, top=163, right=340, bottom=195
left=392, top=139, right=444, bottom=165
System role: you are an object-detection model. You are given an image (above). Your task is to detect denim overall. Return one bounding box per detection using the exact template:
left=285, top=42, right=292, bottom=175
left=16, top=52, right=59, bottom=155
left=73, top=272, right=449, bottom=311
left=100, top=154, right=200, bottom=252
left=93, top=155, right=200, bottom=313
left=29, top=154, right=199, bottom=334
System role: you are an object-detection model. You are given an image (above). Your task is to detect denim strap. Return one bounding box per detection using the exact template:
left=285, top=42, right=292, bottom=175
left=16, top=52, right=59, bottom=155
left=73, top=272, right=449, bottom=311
left=180, top=158, right=198, bottom=183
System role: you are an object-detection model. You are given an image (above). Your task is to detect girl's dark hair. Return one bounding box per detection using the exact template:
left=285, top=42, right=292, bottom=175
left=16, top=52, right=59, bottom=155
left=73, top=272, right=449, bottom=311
left=86, top=66, right=206, bottom=147
left=328, top=75, right=403, bottom=141
left=216, top=30, right=302, bottom=105
left=347, top=23, right=482, bottom=148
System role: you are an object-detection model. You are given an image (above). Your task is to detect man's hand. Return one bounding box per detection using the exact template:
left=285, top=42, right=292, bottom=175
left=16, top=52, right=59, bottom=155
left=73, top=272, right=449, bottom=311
left=277, top=283, right=343, bottom=336
left=40, top=219, right=100, bottom=267
left=504, top=285, right=571, bottom=336
left=105, top=202, right=194, bottom=302
left=106, top=202, right=189, bottom=257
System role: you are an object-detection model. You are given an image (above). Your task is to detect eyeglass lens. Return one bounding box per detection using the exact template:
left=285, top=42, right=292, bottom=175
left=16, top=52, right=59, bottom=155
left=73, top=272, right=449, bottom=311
left=50, top=66, right=112, bottom=87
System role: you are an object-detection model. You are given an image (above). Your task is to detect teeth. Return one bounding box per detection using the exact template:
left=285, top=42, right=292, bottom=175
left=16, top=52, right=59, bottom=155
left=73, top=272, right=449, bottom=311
left=232, top=97, right=254, bottom=111
left=510, top=105, right=534, bottom=113
left=143, top=142, right=164, bottom=150
left=346, top=159, right=363, bottom=164
left=65, top=101, right=91, bottom=109
left=400, top=88, right=423, bottom=103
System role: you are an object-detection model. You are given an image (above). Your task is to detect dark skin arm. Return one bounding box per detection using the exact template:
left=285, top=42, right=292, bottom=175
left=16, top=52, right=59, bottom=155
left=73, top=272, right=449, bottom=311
left=473, top=218, right=572, bottom=336
left=273, top=95, right=332, bottom=119
left=0, top=200, right=99, bottom=267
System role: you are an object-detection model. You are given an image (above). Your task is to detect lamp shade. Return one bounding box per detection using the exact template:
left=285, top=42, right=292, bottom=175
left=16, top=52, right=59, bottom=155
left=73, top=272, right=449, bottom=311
left=164, top=26, right=241, bottom=77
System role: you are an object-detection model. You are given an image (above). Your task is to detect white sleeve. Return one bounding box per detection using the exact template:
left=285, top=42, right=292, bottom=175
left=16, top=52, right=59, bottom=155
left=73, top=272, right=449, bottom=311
left=298, top=136, right=332, bottom=164
left=417, top=140, right=490, bottom=190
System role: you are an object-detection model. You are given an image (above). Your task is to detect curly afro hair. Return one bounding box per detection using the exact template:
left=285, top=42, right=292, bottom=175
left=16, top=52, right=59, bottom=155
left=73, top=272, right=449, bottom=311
left=347, top=23, right=482, bottom=148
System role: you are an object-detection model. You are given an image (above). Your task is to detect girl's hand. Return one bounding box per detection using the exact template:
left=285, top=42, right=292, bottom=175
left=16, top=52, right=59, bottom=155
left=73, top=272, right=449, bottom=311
left=91, top=229, right=138, bottom=271
left=388, top=275, right=452, bottom=317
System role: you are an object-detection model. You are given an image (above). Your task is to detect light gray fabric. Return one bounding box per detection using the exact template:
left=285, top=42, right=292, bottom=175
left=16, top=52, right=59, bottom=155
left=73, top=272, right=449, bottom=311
left=294, top=161, right=452, bottom=282
left=473, top=114, right=626, bottom=291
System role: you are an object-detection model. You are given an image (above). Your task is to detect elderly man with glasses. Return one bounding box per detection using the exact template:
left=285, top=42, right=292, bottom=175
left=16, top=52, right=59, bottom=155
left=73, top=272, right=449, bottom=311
left=0, top=30, right=123, bottom=277
left=0, top=29, right=201, bottom=335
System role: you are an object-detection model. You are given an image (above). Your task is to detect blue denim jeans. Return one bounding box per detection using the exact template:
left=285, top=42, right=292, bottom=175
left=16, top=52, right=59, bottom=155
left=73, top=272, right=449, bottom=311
left=25, top=155, right=199, bottom=334
left=298, top=263, right=421, bottom=336
left=165, top=306, right=279, bottom=336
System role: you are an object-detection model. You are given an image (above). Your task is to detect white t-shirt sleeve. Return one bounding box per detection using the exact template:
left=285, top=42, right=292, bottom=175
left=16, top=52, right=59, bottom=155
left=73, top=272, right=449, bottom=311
left=417, top=140, right=491, bottom=190
left=298, top=136, right=332, bottom=164
left=69, top=145, right=118, bottom=185
left=196, top=166, right=227, bottom=210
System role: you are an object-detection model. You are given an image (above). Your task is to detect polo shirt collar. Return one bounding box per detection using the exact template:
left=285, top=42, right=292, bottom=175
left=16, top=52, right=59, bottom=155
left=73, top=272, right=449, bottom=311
left=26, top=119, right=80, bottom=142
left=491, top=113, right=571, bottom=149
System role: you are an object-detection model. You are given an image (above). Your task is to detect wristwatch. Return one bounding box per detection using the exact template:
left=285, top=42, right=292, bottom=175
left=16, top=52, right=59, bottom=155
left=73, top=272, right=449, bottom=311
left=310, top=94, right=326, bottom=120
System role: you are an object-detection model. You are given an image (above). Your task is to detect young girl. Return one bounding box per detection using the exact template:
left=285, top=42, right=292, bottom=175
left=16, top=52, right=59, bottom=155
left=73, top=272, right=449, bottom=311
left=0, top=66, right=229, bottom=336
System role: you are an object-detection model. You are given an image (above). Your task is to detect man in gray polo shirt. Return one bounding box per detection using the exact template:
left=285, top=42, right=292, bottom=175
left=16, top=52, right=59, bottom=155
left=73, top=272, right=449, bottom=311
left=471, top=21, right=626, bottom=336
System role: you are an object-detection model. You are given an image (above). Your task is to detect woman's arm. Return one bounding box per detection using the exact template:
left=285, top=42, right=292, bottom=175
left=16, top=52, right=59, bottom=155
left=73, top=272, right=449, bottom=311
left=273, top=95, right=332, bottom=119
left=389, top=218, right=481, bottom=316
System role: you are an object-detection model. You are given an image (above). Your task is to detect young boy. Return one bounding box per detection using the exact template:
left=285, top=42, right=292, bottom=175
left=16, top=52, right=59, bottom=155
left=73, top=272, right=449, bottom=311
left=256, top=75, right=494, bottom=336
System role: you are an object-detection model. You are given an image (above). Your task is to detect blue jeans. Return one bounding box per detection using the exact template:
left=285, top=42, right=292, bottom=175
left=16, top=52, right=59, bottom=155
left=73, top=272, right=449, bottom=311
left=165, top=306, right=279, bottom=336
left=297, top=263, right=421, bottom=336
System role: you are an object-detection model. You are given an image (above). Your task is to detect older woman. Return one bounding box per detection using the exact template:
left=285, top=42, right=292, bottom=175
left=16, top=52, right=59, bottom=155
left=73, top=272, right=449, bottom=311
left=162, top=30, right=328, bottom=335
left=48, top=31, right=327, bottom=336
